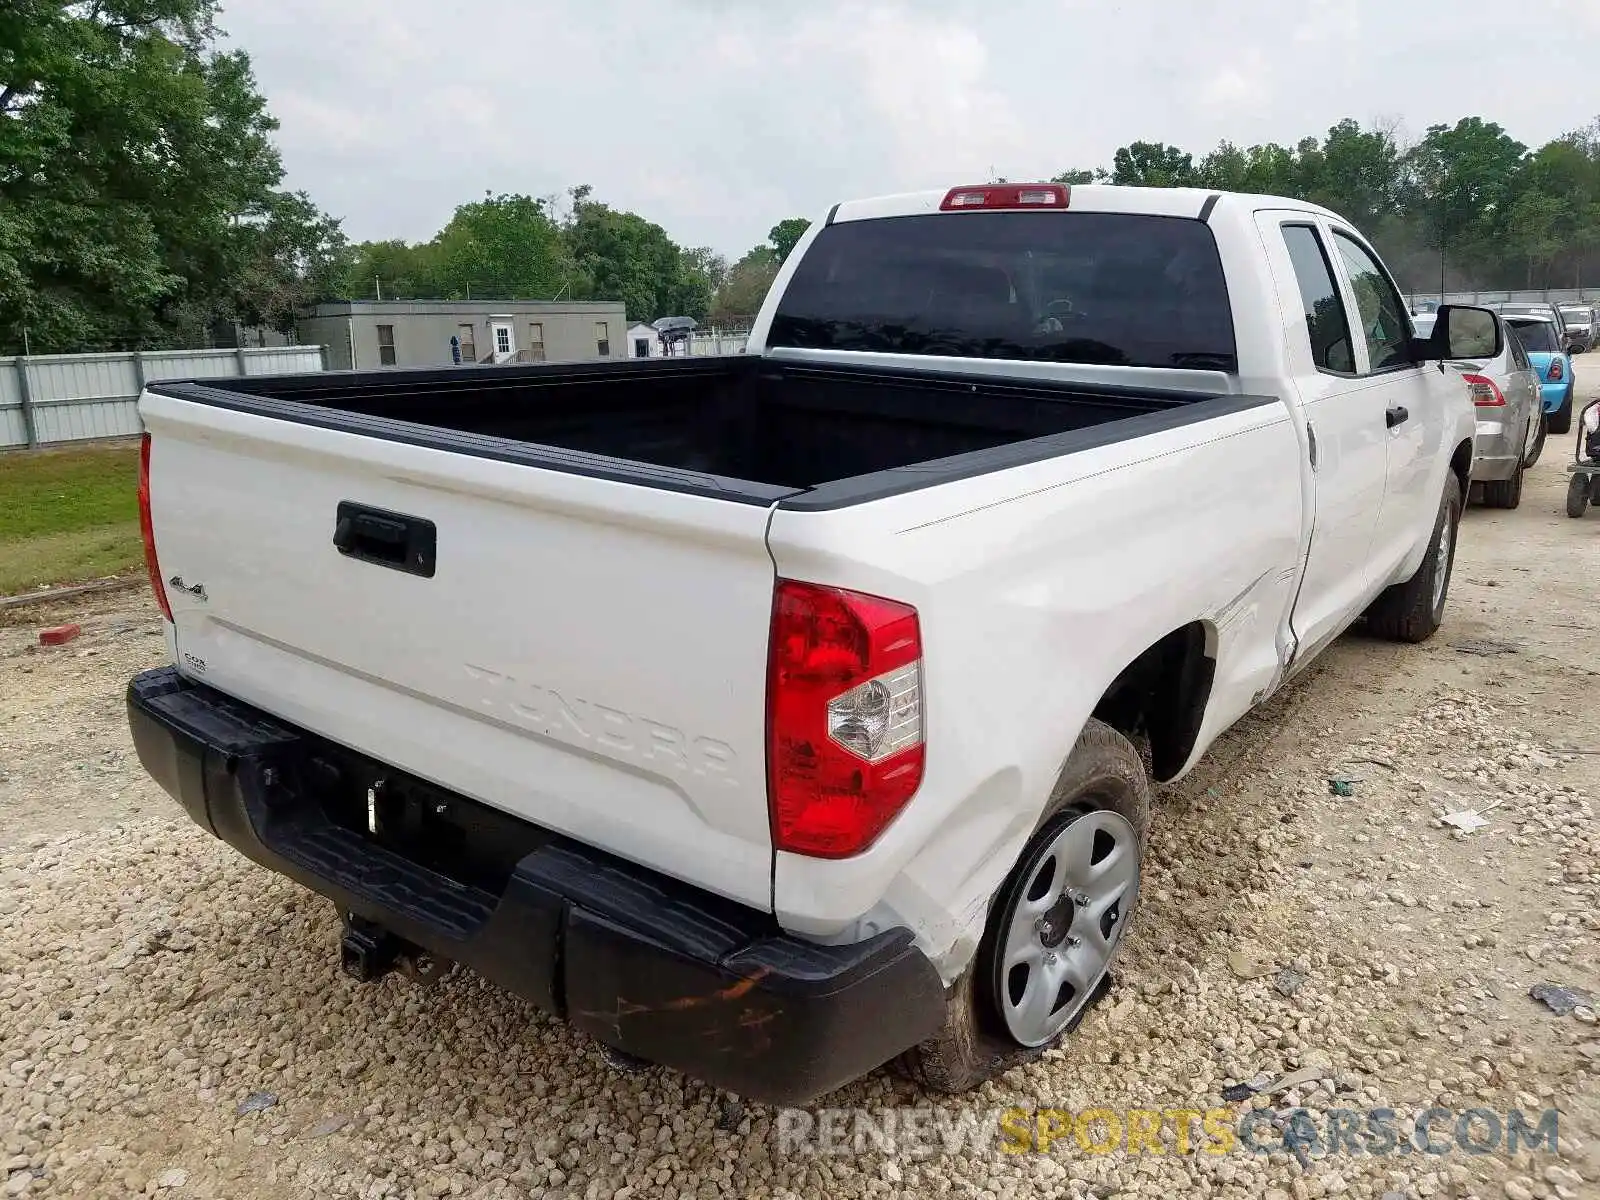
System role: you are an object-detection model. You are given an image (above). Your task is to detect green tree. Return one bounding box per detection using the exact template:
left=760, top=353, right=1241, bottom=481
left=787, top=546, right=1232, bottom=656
left=1505, top=189, right=1566, bottom=287
left=768, top=218, right=812, bottom=265
left=229, top=190, right=348, bottom=333
left=1300, top=120, right=1403, bottom=229
left=567, top=198, right=694, bottom=320
left=340, top=239, right=443, bottom=300
left=1108, top=141, right=1196, bottom=187
left=0, top=0, right=344, bottom=352
left=1508, top=137, right=1600, bottom=287
left=712, top=246, right=778, bottom=326
left=1051, top=168, right=1101, bottom=185
left=1404, top=118, right=1528, bottom=278
left=428, top=192, right=575, bottom=300
left=677, top=247, right=727, bottom=324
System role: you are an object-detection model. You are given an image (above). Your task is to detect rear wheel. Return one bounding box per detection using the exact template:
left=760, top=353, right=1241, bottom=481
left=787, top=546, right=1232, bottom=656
left=1568, top=474, right=1591, bottom=519
left=1481, top=458, right=1524, bottom=510
left=1549, top=387, right=1573, bottom=436
left=893, top=719, right=1149, bottom=1093
left=1365, top=474, right=1461, bottom=643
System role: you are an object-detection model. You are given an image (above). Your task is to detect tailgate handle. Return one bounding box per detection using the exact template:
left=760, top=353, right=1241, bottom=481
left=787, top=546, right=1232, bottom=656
left=333, top=502, right=436, bottom=578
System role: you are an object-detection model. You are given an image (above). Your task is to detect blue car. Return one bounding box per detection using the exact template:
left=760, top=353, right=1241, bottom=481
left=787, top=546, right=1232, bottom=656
left=1504, top=316, right=1576, bottom=435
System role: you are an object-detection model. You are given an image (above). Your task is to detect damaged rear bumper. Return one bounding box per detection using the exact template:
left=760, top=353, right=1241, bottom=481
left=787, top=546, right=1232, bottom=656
left=127, top=666, right=946, bottom=1104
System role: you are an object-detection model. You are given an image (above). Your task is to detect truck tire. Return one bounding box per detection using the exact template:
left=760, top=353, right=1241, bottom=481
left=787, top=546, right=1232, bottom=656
left=1364, top=475, right=1461, bottom=643
left=1568, top=474, right=1590, bottom=518
left=1480, top=459, right=1523, bottom=510
left=1548, top=388, right=1573, bottom=436
left=893, top=719, right=1150, bottom=1093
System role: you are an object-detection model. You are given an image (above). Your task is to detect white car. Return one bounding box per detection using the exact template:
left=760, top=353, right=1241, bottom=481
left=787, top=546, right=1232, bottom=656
left=128, top=182, right=1479, bottom=1103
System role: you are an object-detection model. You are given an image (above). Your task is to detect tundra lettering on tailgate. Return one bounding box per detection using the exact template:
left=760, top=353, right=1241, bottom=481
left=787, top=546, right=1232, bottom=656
left=464, top=663, right=738, bottom=784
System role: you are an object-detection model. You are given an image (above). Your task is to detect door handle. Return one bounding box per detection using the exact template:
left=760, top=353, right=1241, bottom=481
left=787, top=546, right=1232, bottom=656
left=1385, top=406, right=1409, bottom=429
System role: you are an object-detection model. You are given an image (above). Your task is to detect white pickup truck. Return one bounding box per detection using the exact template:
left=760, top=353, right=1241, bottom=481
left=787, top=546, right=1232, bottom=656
left=128, top=182, right=1487, bottom=1104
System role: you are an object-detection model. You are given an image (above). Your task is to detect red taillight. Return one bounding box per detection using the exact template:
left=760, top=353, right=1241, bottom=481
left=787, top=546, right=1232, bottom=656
left=1462, top=373, right=1505, bottom=407
left=940, top=183, right=1070, bottom=212
left=766, top=580, right=925, bottom=858
left=1549, top=358, right=1564, bottom=382
left=138, top=433, right=173, bottom=622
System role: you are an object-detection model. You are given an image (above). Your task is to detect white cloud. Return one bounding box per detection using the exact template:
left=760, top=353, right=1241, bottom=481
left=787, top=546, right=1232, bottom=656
left=218, top=0, right=1592, bottom=255
left=1199, top=49, right=1271, bottom=112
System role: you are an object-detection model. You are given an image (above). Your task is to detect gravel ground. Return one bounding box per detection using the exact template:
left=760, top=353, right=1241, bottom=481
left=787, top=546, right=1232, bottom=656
left=3, top=384, right=1599, bottom=1199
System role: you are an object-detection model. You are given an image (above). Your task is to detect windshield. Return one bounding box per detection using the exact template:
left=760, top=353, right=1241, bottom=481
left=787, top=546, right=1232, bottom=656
left=1508, top=319, right=1561, bottom=353
left=768, top=212, right=1238, bottom=371
left=1559, top=307, right=1592, bottom=326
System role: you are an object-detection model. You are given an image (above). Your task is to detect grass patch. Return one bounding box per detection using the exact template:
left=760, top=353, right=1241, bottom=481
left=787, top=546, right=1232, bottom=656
left=0, top=524, right=144, bottom=595
left=0, top=441, right=144, bottom=594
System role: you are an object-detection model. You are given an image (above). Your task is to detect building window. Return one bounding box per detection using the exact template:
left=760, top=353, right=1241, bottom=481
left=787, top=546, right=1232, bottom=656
left=377, top=324, right=397, bottom=366
left=458, top=323, right=476, bottom=363
left=495, top=326, right=511, bottom=356
left=528, top=323, right=546, bottom=362
left=634, top=337, right=650, bottom=358
left=596, top=321, right=610, bottom=357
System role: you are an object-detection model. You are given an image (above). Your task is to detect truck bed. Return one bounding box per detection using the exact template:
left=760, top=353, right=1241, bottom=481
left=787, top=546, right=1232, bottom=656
left=155, top=357, right=1260, bottom=510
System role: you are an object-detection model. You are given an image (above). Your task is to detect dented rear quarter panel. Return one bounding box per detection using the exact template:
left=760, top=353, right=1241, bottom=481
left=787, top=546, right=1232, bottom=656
left=764, top=394, right=1304, bottom=977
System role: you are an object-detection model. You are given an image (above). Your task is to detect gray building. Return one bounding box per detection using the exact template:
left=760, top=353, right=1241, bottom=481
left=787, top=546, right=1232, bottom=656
left=298, top=300, right=629, bottom=371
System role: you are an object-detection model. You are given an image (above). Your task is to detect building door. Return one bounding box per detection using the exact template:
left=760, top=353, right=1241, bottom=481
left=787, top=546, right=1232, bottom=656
left=491, top=322, right=515, bottom=364
left=634, top=337, right=650, bottom=358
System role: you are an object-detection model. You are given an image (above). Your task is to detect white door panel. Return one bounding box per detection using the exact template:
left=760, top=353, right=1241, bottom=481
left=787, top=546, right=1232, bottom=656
left=1255, top=213, right=1386, bottom=656
left=1325, top=227, right=1434, bottom=584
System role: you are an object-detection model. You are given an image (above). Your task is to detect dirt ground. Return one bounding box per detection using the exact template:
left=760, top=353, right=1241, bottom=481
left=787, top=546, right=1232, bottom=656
left=1, top=381, right=1598, bottom=1200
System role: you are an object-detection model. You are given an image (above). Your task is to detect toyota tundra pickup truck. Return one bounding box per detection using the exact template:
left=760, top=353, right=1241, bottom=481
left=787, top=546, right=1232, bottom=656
left=127, top=183, right=1486, bottom=1104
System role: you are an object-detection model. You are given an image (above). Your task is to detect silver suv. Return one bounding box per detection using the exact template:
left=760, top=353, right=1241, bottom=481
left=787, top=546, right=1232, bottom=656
left=1557, top=303, right=1596, bottom=353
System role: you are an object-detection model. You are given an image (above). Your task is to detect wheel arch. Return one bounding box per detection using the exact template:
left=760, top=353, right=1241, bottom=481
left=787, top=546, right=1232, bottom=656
left=1090, top=620, right=1216, bottom=783
left=1449, top=438, right=1473, bottom=500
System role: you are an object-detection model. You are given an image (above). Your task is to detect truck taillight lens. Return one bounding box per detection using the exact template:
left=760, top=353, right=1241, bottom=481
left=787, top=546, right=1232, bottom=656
left=766, top=580, right=924, bottom=858
left=1549, top=358, right=1564, bottom=382
left=1462, top=373, right=1505, bottom=407
left=137, top=433, right=173, bottom=622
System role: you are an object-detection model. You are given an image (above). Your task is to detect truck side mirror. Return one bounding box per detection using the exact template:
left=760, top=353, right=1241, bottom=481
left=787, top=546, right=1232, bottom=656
left=1417, top=305, right=1500, bottom=362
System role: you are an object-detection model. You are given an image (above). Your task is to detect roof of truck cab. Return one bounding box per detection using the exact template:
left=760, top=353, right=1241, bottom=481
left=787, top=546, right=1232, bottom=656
left=827, top=184, right=1346, bottom=226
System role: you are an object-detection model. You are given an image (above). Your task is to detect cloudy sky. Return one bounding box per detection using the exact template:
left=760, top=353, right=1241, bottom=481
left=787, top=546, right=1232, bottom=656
left=220, top=0, right=1598, bottom=256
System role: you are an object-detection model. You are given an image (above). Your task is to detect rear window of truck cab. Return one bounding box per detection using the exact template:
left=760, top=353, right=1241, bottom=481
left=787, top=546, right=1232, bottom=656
left=768, top=212, right=1238, bottom=372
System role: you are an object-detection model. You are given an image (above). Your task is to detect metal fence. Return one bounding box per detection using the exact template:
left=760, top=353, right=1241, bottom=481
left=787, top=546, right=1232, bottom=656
left=687, top=329, right=750, bottom=357
left=1406, top=288, right=1597, bottom=310
left=1, top=346, right=327, bottom=449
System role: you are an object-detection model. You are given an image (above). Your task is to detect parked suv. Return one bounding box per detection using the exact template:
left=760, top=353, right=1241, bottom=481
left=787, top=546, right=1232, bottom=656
left=1494, top=301, right=1570, bottom=346
left=1558, top=303, right=1596, bottom=354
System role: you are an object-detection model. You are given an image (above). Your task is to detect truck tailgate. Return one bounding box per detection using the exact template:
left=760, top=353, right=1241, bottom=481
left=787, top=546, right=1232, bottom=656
left=140, top=389, right=777, bottom=909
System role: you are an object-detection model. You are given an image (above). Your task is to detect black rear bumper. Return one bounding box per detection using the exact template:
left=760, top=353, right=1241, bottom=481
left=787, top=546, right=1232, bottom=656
left=127, top=666, right=946, bottom=1104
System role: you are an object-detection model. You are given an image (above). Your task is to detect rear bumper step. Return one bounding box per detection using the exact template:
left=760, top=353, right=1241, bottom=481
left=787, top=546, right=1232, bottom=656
left=127, top=667, right=946, bottom=1104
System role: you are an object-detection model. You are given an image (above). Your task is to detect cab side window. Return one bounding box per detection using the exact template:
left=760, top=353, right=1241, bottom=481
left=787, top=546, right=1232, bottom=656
left=1280, top=224, right=1355, bottom=374
left=1331, top=232, right=1412, bottom=371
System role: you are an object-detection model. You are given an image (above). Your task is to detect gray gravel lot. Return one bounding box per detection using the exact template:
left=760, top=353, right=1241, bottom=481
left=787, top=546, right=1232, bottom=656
left=2, top=383, right=1599, bottom=1199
